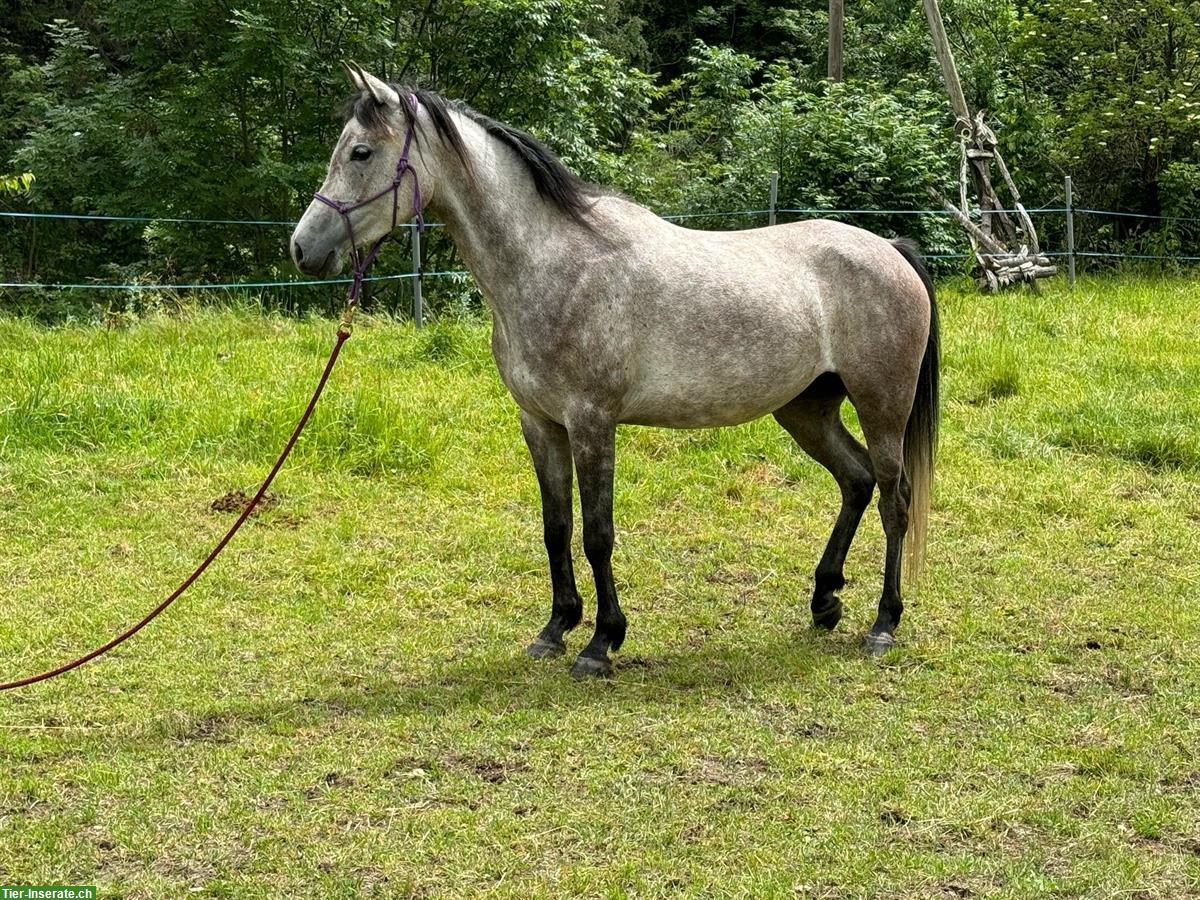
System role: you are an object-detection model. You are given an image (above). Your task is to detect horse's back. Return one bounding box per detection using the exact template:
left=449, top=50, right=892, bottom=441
left=614, top=216, right=930, bottom=428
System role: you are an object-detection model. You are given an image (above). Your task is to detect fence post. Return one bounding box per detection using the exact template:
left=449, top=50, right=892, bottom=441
left=1065, top=175, right=1076, bottom=288
left=411, top=225, right=424, bottom=328
left=768, top=172, right=779, bottom=227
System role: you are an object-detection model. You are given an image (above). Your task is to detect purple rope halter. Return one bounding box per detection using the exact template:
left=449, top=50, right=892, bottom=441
left=313, top=93, right=426, bottom=305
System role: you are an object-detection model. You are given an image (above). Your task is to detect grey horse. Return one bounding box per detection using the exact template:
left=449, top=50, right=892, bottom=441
left=291, top=64, right=939, bottom=677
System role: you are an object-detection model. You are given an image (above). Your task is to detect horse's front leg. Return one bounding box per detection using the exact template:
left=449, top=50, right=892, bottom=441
left=566, top=412, right=625, bottom=678
left=520, top=410, right=584, bottom=659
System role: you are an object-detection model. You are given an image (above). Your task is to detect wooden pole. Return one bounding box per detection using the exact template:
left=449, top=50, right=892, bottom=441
left=924, top=0, right=998, bottom=242
left=922, top=0, right=969, bottom=125
left=929, top=189, right=1007, bottom=255
left=924, top=0, right=1051, bottom=290
left=768, top=172, right=779, bottom=226
left=828, top=0, right=844, bottom=81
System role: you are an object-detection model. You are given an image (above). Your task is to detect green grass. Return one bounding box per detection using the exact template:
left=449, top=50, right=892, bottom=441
left=1, top=276, right=1199, bottom=898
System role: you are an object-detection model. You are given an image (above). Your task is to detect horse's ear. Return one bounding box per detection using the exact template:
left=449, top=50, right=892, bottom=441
left=341, top=60, right=364, bottom=91
left=348, top=61, right=400, bottom=108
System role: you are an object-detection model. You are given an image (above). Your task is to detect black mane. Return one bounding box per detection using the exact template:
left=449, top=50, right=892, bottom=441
left=345, top=87, right=597, bottom=227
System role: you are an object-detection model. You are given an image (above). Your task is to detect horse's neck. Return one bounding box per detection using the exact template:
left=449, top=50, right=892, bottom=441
left=426, top=114, right=602, bottom=317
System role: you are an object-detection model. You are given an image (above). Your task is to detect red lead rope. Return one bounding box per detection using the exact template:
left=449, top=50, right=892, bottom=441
left=3, top=95, right=428, bottom=691
left=0, top=314, right=356, bottom=691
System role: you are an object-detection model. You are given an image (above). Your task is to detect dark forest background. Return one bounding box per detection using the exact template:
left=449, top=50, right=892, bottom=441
left=2, top=0, right=1198, bottom=315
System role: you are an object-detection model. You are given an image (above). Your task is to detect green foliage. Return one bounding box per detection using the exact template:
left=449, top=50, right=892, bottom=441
left=0, top=171, right=35, bottom=194
left=0, top=0, right=653, bottom=307
left=1158, top=161, right=1200, bottom=252
left=1005, top=0, right=1200, bottom=256
left=1, top=0, right=1199, bottom=314
left=1014, top=0, right=1200, bottom=208
left=615, top=46, right=958, bottom=247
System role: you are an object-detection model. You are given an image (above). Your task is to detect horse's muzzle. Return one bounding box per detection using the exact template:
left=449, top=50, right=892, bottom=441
left=291, top=237, right=338, bottom=278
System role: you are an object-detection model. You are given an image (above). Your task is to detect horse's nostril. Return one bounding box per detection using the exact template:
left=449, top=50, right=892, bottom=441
left=292, top=241, right=305, bottom=263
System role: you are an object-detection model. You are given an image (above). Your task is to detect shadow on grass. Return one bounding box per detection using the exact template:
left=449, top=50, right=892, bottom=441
left=167, top=626, right=882, bottom=739
left=0, top=621, right=916, bottom=756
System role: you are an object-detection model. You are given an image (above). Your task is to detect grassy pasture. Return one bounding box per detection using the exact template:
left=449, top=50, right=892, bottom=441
left=0, top=276, right=1198, bottom=898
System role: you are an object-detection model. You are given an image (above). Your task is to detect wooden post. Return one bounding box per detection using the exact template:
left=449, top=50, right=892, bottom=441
left=923, top=0, right=1003, bottom=242
left=768, top=172, right=779, bottom=226
left=922, top=0, right=1052, bottom=289
left=922, top=0, right=969, bottom=124
left=411, top=226, right=424, bottom=328
left=1065, top=175, right=1076, bottom=288
left=828, top=0, right=844, bottom=81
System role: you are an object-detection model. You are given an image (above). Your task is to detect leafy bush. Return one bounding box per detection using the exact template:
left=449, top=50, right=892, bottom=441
left=4, top=0, right=1200, bottom=319
left=615, top=45, right=959, bottom=250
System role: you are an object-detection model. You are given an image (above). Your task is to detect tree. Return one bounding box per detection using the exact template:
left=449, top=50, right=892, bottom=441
left=1013, top=0, right=1200, bottom=220
left=829, top=0, right=844, bottom=80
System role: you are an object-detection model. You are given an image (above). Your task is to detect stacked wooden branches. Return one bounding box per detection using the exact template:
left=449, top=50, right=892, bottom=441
left=923, top=0, right=1056, bottom=291
left=931, top=113, right=1057, bottom=292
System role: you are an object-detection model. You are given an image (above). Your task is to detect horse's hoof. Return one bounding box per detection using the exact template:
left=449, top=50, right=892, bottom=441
left=862, top=632, right=896, bottom=656
left=526, top=636, right=566, bottom=659
left=570, top=655, right=613, bottom=679
left=812, top=597, right=843, bottom=631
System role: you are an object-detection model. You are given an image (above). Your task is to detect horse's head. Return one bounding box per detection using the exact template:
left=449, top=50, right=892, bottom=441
left=290, top=63, right=433, bottom=278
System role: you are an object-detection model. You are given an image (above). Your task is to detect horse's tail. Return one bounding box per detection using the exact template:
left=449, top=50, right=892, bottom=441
left=890, top=238, right=939, bottom=580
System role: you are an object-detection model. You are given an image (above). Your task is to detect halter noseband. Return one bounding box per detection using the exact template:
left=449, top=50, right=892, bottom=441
left=312, top=93, right=426, bottom=304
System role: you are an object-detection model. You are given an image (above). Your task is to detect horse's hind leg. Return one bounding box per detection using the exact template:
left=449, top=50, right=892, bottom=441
left=520, top=410, right=584, bottom=659
left=773, top=374, right=876, bottom=631
left=853, top=404, right=911, bottom=655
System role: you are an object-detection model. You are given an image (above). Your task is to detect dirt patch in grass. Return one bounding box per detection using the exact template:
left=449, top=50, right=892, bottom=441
left=614, top=655, right=657, bottom=672
left=932, top=882, right=976, bottom=898
left=879, top=805, right=911, bottom=826
left=695, top=754, right=770, bottom=785
left=1102, top=663, right=1156, bottom=697
left=171, top=711, right=241, bottom=744
left=1161, top=771, right=1200, bottom=795
left=755, top=700, right=837, bottom=738
left=209, top=489, right=280, bottom=515
left=152, top=853, right=219, bottom=884
left=704, top=566, right=759, bottom=586
left=384, top=751, right=529, bottom=784
left=304, top=771, right=356, bottom=798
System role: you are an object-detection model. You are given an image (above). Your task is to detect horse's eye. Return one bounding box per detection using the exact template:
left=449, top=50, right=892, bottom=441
left=350, top=144, right=372, bottom=162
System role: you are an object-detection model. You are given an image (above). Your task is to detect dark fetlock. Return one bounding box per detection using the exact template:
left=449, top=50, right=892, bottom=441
left=526, top=601, right=581, bottom=660
left=811, top=569, right=846, bottom=630
left=604, top=614, right=627, bottom=653
left=811, top=594, right=844, bottom=630
left=558, top=597, right=584, bottom=634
